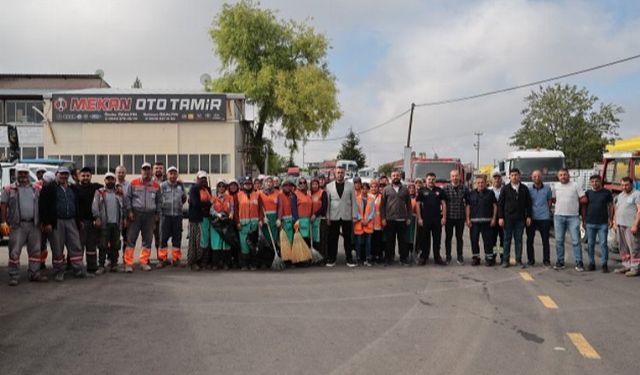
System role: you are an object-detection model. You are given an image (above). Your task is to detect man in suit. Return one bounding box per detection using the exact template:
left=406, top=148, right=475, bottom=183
left=325, top=166, right=358, bottom=267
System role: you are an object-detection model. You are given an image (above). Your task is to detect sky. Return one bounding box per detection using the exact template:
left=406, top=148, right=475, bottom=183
left=2, top=0, right=640, bottom=168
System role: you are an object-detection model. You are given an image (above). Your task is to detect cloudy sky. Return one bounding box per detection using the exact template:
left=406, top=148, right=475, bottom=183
left=2, top=0, right=640, bottom=168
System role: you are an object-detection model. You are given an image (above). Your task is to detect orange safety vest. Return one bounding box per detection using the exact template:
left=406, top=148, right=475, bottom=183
left=354, top=191, right=375, bottom=235
left=311, top=189, right=324, bottom=217
left=260, top=190, right=279, bottom=215
left=212, top=193, right=233, bottom=215
left=295, top=190, right=312, bottom=218
left=279, top=192, right=294, bottom=218
left=373, top=193, right=383, bottom=231
left=410, top=197, right=417, bottom=216
left=237, top=191, right=260, bottom=220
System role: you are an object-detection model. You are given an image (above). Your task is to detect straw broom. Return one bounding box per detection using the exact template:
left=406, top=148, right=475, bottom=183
left=280, top=228, right=293, bottom=262
left=408, top=216, right=417, bottom=265
left=292, top=227, right=312, bottom=264
left=266, top=223, right=285, bottom=270
left=309, top=219, right=324, bottom=264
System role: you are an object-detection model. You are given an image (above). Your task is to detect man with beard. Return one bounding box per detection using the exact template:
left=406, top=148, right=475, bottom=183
left=76, top=167, right=103, bottom=275
left=92, top=173, right=124, bottom=274
left=158, top=166, right=187, bottom=268
left=123, top=163, right=161, bottom=273
left=152, top=161, right=166, bottom=258
left=381, top=171, right=412, bottom=266
left=115, top=165, right=130, bottom=256
left=39, top=167, right=88, bottom=281
left=325, top=166, right=358, bottom=267
left=2, top=165, right=47, bottom=285
left=417, top=173, right=447, bottom=266
left=188, top=172, right=211, bottom=271
left=443, top=169, right=470, bottom=265
left=465, top=175, right=497, bottom=266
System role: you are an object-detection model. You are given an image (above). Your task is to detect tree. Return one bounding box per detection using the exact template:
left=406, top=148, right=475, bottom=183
left=209, top=0, right=341, bottom=173
left=337, top=129, right=366, bottom=168
left=511, top=83, right=622, bottom=168
left=132, top=77, right=142, bottom=89
left=378, top=162, right=394, bottom=177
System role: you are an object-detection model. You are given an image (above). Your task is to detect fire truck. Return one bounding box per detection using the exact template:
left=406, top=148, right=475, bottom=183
left=410, top=157, right=469, bottom=187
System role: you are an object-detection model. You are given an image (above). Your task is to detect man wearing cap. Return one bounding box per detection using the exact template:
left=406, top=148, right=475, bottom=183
left=1, top=165, right=47, bottom=285
left=237, top=177, right=261, bottom=270
left=489, top=171, right=505, bottom=261
left=123, top=162, right=162, bottom=272
left=76, top=167, right=103, bottom=275
left=152, top=161, right=166, bottom=257
left=187, top=172, right=212, bottom=270
left=92, top=172, right=124, bottom=273
left=39, top=166, right=87, bottom=281
left=158, top=166, right=187, bottom=268
left=115, top=165, right=130, bottom=256
left=259, top=176, right=280, bottom=248
left=35, top=167, right=47, bottom=183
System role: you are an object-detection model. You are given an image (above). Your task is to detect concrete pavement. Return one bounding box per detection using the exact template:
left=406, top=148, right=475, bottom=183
left=0, top=228, right=638, bottom=375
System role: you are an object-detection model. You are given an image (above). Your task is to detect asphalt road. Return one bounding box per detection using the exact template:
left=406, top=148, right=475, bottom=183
left=0, top=226, right=638, bottom=375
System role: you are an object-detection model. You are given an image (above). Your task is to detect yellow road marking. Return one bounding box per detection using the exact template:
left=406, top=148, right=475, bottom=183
left=519, top=271, right=534, bottom=281
left=567, top=333, right=601, bottom=359
left=538, top=295, right=559, bottom=309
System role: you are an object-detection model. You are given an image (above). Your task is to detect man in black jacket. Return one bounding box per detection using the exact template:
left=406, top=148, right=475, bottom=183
left=381, top=171, right=412, bottom=265
left=497, top=168, right=532, bottom=268
left=76, top=167, right=103, bottom=274
left=39, top=167, right=88, bottom=281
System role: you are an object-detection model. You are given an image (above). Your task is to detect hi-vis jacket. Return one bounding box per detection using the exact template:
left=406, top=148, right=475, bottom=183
left=372, top=193, right=383, bottom=231
left=1, top=183, right=41, bottom=226
left=91, top=188, right=124, bottom=227
left=125, top=177, right=161, bottom=214
left=211, top=193, right=234, bottom=218
left=160, top=181, right=186, bottom=217
left=354, top=191, right=375, bottom=235
left=295, top=190, right=313, bottom=218
left=236, top=191, right=260, bottom=222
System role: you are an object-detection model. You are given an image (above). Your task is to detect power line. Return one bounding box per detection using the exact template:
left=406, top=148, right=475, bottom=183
left=415, top=53, right=640, bottom=107
left=306, top=52, right=640, bottom=143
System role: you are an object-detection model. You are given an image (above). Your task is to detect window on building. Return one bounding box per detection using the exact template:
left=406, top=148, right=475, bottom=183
left=48, top=154, right=58, bottom=159
left=167, top=154, right=177, bottom=170
left=60, top=155, right=71, bottom=161
left=5, top=101, right=44, bottom=124
left=96, top=155, right=108, bottom=174
left=189, top=154, right=199, bottom=174
left=22, top=147, right=37, bottom=159
left=178, top=154, right=188, bottom=174
left=109, top=155, right=120, bottom=172
left=84, top=155, right=96, bottom=170
left=134, top=155, right=144, bottom=170
left=211, top=154, right=221, bottom=174
left=123, top=155, right=133, bottom=174
left=221, top=154, right=229, bottom=174
left=0, top=101, right=4, bottom=124
left=37, top=147, right=44, bottom=158
left=72, top=155, right=83, bottom=169
left=200, top=154, right=209, bottom=173
left=144, top=154, right=154, bottom=164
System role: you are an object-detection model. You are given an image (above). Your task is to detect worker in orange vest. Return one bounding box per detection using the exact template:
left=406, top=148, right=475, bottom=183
left=278, top=180, right=299, bottom=245
left=354, top=179, right=375, bottom=266
left=259, top=176, right=280, bottom=248
left=310, top=177, right=328, bottom=261
left=406, top=182, right=418, bottom=260
left=236, top=177, right=261, bottom=270
left=370, top=179, right=385, bottom=264
left=210, top=180, right=234, bottom=269
left=295, top=177, right=313, bottom=247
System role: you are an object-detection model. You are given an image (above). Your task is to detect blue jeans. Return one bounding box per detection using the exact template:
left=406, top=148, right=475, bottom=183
left=586, top=223, right=608, bottom=265
left=355, top=233, right=372, bottom=262
left=503, top=220, right=525, bottom=262
left=554, top=215, right=582, bottom=264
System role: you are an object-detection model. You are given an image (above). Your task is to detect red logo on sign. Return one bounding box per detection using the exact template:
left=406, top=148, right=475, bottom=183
left=54, top=97, right=68, bottom=111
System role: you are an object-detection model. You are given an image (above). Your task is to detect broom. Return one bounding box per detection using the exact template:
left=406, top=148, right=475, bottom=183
left=280, top=227, right=293, bottom=262
left=292, top=227, right=312, bottom=264
left=266, top=223, right=285, bottom=270
left=309, top=219, right=324, bottom=264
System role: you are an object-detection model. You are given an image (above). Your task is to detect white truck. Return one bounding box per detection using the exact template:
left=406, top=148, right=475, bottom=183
left=496, top=149, right=566, bottom=187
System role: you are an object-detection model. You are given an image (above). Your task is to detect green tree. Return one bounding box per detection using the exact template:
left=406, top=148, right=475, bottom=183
left=209, top=0, right=341, bottom=173
left=378, top=162, right=394, bottom=177
left=337, top=129, right=366, bottom=168
left=511, top=83, right=622, bottom=168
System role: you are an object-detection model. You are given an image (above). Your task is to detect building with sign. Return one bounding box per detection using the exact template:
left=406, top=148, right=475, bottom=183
left=43, top=88, right=247, bottom=182
left=0, top=73, right=110, bottom=160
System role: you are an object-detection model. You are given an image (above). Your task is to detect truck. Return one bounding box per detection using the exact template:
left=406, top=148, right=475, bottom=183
left=601, top=151, right=640, bottom=193
left=410, top=157, right=469, bottom=187
left=336, top=160, right=359, bottom=179
left=497, top=149, right=566, bottom=187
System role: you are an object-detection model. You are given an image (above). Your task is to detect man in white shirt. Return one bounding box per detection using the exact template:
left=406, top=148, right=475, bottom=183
left=553, top=168, right=586, bottom=271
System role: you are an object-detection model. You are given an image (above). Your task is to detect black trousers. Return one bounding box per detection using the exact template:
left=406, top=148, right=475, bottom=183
left=526, top=219, right=551, bottom=263
left=491, top=226, right=504, bottom=249
left=372, top=230, right=384, bottom=262
left=80, top=220, right=100, bottom=272
left=160, top=215, right=183, bottom=249
left=99, top=223, right=121, bottom=266
left=445, top=218, right=465, bottom=260
left=470, top=222, right=494, bottom=260
left=328, top=220, right=353, bottom=263
left=420, top=221, right=442, bottom=260
left=384, top=220, right=408, bottom=263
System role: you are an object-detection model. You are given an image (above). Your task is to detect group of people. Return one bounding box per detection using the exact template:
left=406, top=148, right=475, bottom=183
left=2, top=160, right=640, bottom=286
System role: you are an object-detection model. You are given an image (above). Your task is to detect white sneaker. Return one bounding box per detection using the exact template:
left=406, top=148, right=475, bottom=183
left=346, top=262, right=357, bottom=268
left=124, top=265, right=134, bottom=273
left=325, top=262, right=336, bottom=267
left=141, top=264, right=152, bottom=272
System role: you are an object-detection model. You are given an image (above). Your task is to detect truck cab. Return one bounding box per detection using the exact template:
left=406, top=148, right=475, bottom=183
left=411, top=158, right=467, bottom=187
left=500, top=149, right=565, bottom=187
left=602, top=151, right=640, bottom=193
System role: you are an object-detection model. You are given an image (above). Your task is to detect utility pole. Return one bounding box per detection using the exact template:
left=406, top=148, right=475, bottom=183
left=403, top=103, right=416, bottom=180
left=473, top=132, right=483, bottom=172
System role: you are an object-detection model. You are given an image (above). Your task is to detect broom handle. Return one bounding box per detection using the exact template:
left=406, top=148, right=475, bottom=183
left=265, top=220, right=278, bottom=256
left=412, top=214, right=418, bottom=255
